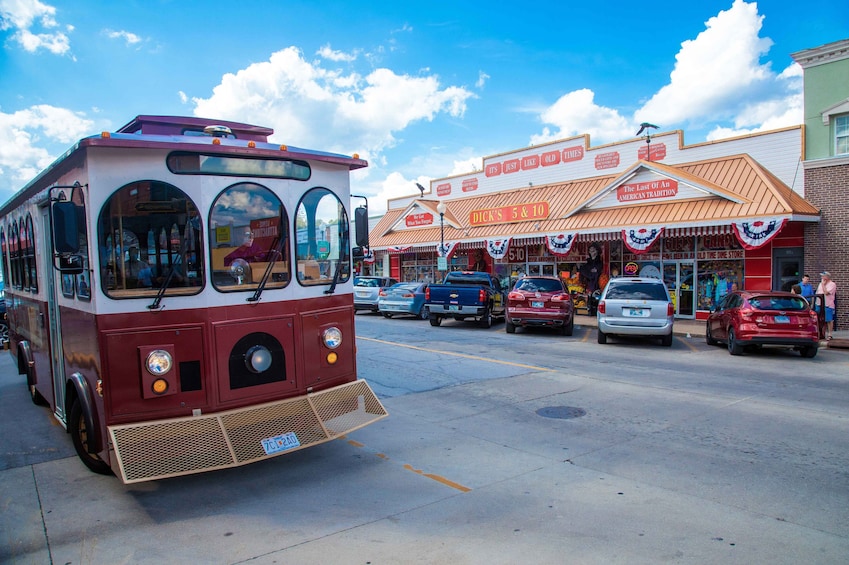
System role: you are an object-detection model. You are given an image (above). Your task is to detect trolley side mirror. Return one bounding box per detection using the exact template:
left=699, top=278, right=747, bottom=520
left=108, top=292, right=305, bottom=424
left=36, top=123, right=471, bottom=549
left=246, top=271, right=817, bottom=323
left=51, top=201, right=85, bottom=275
left=354, top=205, right=369, bottom=248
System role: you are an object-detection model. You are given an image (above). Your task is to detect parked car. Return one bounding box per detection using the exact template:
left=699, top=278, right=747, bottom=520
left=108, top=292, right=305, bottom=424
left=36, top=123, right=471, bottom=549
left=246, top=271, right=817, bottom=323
left=425, top=271, right=506, bottom=328
left=597, top=277, right=674, bottom=346
left=705, top=290, right=819, bottom=357
left=378, top=282, right=429, bottom=319
left=506, top=276, right=574, bottom=335
left=354, top=276, right=399, bottom=312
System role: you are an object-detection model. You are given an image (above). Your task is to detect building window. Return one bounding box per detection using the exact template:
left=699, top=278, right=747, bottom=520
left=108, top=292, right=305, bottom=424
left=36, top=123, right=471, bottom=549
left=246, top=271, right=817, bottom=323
left=837, top=115, right=849, bottom=155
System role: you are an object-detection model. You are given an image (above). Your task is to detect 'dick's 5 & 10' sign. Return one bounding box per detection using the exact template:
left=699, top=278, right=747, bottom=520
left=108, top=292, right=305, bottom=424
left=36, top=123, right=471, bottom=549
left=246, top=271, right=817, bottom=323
left=469, top=201, right=549, bottom=226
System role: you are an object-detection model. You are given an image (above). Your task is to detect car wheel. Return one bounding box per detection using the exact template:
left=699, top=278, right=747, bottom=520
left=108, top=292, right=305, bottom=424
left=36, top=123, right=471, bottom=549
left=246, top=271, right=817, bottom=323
left=506, top=321, right=516, bottom=334
left=597, top=329, right=607, bottom=344
left=382, top=312, right=393, bottom=319
left=479, top=310, right=492, bottom=329
left=705, top=324, right=718, bottom=346
left=661, top=333, right=673, bottom=347
left=69, top=399, right=113, bottom=475
left=727, top=327, right=743, bottom=355
left=800, top=346, right=818, bottom=358
left=429, top=315, right=442, bottom=327
left=418, top=306, right=429, bottom=320
left=562, top=316, right=574, bottom=337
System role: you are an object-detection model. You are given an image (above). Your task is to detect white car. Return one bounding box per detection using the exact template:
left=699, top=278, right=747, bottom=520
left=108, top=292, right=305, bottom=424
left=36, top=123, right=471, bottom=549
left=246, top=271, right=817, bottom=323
left=596, top=277, right=674, bottom=346
left=354, top=276, right=399, bottom=312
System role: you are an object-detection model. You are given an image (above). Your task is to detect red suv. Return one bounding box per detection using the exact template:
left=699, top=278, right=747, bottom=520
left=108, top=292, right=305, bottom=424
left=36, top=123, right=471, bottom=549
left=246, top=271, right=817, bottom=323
left=706, top=290, right=819, bottom=357
left=506, top=276, right=574, bottom=335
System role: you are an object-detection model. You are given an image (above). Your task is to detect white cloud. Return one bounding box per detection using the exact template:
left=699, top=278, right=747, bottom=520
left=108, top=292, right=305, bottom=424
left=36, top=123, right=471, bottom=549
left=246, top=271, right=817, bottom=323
left=316, top=44, right=358, bottom=62
left=476, top=71, right=489, bottom=89
left=0, top=106, right=94, bottom=196
left=104, top=28, right=143, bottom=47
left=0, top=0, right=71, bottom=55
left=532, top=0, right=802, bottom=145
left=192, top=45, right=475, bottom=170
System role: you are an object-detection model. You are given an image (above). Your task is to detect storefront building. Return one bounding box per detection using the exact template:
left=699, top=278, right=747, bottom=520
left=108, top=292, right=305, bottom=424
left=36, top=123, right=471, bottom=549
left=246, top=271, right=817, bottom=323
left=366, top=128, right=819, bottom=320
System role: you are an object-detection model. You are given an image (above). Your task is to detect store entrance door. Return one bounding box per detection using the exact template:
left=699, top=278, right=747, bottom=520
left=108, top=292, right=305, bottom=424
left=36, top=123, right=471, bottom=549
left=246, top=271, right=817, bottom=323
left=663, top=261, right=695, bottom=318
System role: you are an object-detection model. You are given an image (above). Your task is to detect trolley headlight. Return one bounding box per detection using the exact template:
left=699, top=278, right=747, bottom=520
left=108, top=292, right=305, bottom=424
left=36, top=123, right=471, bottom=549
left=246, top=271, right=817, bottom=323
left=245, top=345, right=273, bottom=374
left=322, top=327, right=342, bottom=349
left=146, top=349, right=173, bottom=375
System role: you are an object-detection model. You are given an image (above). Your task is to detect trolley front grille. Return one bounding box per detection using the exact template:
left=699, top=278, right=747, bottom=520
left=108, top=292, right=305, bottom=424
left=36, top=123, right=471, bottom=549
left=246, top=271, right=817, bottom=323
left=108, top=380, right=387, bottom=483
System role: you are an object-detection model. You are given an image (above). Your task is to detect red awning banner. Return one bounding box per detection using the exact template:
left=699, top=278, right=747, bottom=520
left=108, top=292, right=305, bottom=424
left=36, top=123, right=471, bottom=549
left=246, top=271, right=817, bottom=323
left=485, top=237, right=511, bottom=260
left=622, top=226, right=664, bottom=254
left=731, top=217, right=787, bottom=249
left=545, top=233, right=577, bottom=256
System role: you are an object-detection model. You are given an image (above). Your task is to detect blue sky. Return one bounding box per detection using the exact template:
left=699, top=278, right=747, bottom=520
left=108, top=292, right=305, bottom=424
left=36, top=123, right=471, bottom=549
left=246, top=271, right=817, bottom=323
left=1, top=0, right=846, bottom=212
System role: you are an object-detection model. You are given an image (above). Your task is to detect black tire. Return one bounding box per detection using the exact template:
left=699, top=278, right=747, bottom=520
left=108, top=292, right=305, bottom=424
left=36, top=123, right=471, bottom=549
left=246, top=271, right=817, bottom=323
left=800, top=346, right=818, bottom=358
left=661, top=333, right=673, bottom=347
left=382, top=312, right=393, bottom=319
left=705, top=324, right=718, bottom=346
left=727, top=327, right=743, bottom=356
left=562, top=316, right=574, bottom=337
left=69, top=399, right=113, bottom=476
left=597, top=330, right=607, bottom=344
left=506, top=321, right=516, bottom=334
left=429, top=315, right=442, bottom=327
left=418, top=306, right=429, bottom=320
left=479, top=310, right=492, bottom=329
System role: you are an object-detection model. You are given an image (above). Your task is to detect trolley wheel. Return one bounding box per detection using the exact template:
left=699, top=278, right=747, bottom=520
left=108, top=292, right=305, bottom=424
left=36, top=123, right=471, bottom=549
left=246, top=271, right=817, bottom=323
left=69, top=399, right=112, bottom=476
left=727, top=327, right=743, bottom=356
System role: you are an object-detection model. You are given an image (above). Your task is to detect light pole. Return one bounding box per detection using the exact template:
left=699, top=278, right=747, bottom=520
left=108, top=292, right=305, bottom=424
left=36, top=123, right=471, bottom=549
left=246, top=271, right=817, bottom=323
left=436, top=201, right=446, bottom=271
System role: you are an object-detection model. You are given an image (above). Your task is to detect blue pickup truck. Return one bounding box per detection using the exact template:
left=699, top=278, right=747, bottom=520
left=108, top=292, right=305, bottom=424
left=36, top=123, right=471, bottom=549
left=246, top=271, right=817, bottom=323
left=424, top=271, right=506, bottom=328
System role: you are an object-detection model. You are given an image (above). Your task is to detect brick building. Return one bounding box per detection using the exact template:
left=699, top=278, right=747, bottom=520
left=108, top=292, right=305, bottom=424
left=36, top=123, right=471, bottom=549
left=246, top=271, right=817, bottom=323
left=793, top=39, right=849, bottom=330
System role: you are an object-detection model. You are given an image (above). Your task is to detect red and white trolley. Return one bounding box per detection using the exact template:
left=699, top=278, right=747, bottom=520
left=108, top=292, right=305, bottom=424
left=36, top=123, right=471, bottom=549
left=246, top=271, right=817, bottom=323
left=0, top=115, right=387, bottom=483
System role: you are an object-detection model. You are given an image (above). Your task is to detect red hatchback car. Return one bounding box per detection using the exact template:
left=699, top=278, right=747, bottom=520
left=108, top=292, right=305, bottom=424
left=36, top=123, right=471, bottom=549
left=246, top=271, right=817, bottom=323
left=706, top=290, right=819, bottom=357
left=506, top=276, right=574, bottom=335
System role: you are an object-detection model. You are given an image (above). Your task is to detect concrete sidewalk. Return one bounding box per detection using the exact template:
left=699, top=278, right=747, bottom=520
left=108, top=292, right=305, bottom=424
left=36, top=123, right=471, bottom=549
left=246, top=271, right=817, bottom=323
left=573, top=313, right=849, bottom=349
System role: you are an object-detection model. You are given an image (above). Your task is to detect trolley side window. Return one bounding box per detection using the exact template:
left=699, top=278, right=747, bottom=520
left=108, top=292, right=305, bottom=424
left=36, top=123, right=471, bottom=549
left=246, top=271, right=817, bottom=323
left=295, top=188, right=350, bottom=286
left=98, top=181, right=204, bottom=299
left=209, top=183, right=289, bottom=291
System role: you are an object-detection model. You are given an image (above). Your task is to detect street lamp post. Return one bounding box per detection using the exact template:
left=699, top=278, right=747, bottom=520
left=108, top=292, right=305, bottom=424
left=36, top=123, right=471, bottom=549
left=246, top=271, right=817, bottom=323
left=436, top=201, right=446, bottom=271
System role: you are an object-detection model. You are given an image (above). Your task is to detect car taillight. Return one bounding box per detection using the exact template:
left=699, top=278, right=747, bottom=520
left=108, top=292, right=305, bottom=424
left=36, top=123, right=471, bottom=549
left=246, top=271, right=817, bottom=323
left=401, top=292, right=413, bottom=298
left=425, top=287, right=430, bottom=300
left=809, top=309, right=818, bottom=322
left=379, top=290, right=387, bottom=296
left=508, top=291, right=525, bottom=301
left=551, top=293, right=569, bottom=302
left=739, top=307, right=755, bottom=321
left=479, top=288, right=486, bottom=302
left=667, top=302, right=674, bottom=316
left=597, top=300, right=606, bottom=314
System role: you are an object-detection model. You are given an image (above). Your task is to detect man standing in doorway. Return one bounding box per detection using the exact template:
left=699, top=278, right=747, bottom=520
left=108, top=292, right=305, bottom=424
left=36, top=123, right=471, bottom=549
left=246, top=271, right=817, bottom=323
left=799, top=274, right=814, bottom=301
left=816, top=271, right=837, bottom=340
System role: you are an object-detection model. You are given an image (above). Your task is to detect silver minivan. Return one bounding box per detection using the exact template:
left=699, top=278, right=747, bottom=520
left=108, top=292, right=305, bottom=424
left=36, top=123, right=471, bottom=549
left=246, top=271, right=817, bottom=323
left=596, top=277, right=674, bottom=346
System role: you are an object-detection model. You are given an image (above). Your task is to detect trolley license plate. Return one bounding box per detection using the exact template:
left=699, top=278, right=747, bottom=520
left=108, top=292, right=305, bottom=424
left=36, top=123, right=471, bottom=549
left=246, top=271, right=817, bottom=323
left=626, top=308, right=647, bottom=317
left=261, top=431, right=301, bottom=455
left=531, top=301, right=544, bottom=308
left=774, top=315, right=790, bottom=323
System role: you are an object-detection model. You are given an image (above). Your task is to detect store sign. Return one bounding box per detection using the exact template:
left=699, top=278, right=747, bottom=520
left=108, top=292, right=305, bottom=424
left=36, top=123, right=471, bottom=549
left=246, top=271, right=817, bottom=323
left=595, top=151, right=620, bottom=170
left=696, top=250, right=744, bottom=260
left=638, top=143, right=667, bottom=160
left=405, top=212, right=434, bottom=227
left=461, top=178, right=478, bottom=192
left=617, top=179, right=678, bottom=202
left=469, top=201, right=550, bottom=226
left=437, top=183, right=452, bottom=196
left=484, top=146, right=585, bottom=178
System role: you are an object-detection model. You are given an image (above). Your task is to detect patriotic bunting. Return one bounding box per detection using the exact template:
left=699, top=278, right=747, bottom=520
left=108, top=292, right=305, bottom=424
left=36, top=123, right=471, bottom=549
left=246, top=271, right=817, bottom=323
left=362, top=249, right=375, bottom=264
left=386, top=245, right=412, bottom=254
left=622, top=227, right=664, bottom=254
left=732, top=217, right=787, bottom=250
left=485, top=237, right=511, bottom=260
left=545, top=233, right=577, bottom=256
left=437, top=240, right=459, bottom=258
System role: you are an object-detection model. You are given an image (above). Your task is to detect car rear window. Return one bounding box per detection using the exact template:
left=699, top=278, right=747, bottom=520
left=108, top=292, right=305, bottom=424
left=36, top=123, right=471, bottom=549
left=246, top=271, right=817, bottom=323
left=355, top=278, right=380, bottom=287
left=515, top=278, right=563, bottom=292
left=748, top=296, right=808, bottom=311
left=605, top=282, right=668, bottom=301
